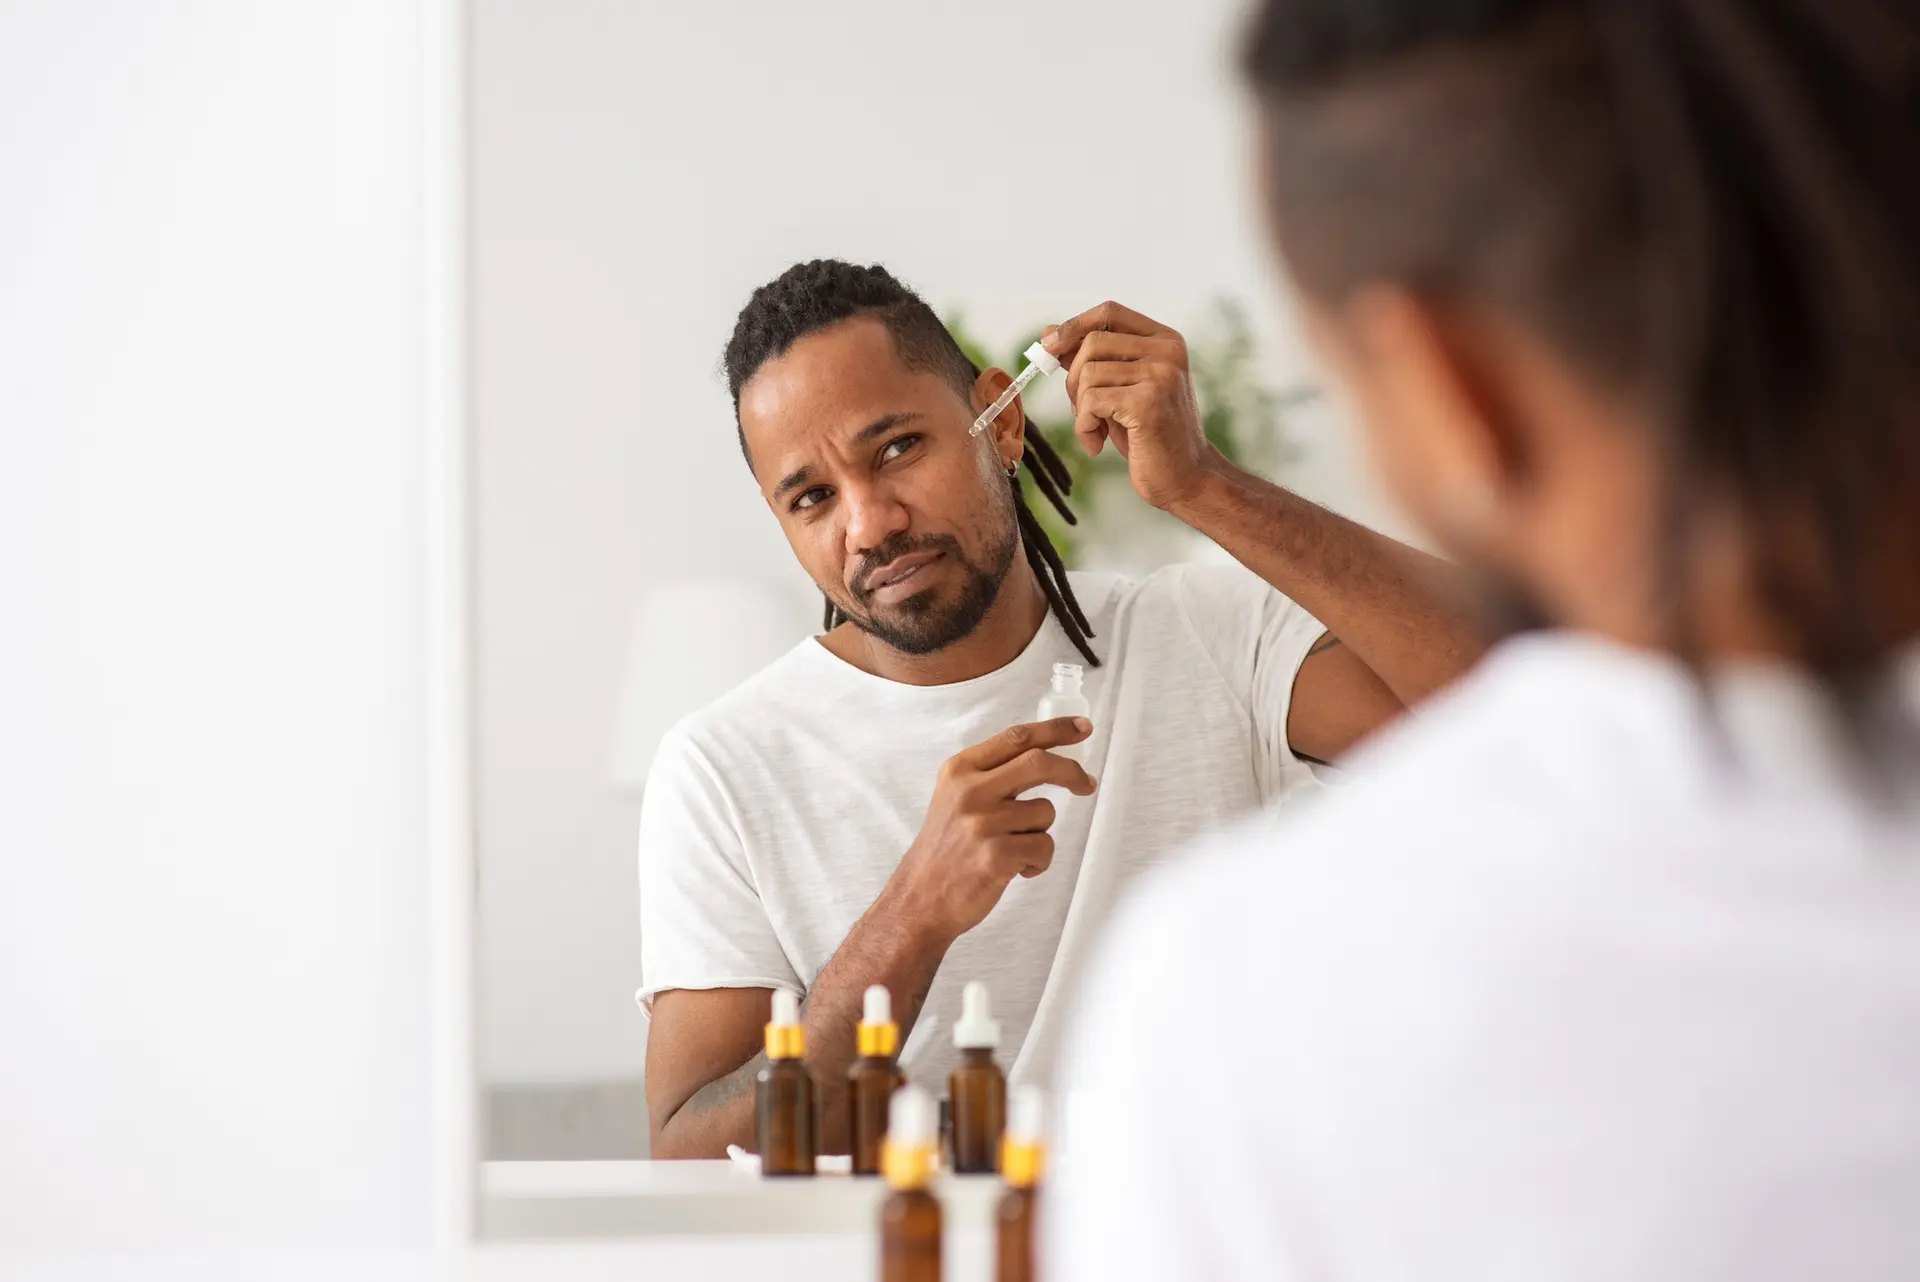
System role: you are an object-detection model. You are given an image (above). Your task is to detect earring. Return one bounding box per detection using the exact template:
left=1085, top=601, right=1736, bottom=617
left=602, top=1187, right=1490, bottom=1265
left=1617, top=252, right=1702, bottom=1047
left=1004, top=460, right=1020, bottom=479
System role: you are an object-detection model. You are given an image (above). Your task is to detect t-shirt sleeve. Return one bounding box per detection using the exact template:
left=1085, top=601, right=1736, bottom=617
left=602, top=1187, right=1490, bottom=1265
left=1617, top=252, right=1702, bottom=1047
left=1173, top=562, right=1327, bottom=799
left=636, top=727, right=800, bottom=1015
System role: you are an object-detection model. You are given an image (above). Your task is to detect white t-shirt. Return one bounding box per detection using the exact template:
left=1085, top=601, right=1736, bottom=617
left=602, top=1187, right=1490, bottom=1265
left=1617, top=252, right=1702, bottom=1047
left=1050, top=632, right=1920, bottom=1282
left=637, top=565, right=1325, bottom=1089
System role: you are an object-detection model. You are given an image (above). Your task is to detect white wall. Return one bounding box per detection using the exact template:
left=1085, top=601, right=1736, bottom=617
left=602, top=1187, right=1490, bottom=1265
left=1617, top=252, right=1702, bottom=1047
left=0, top=0, right=450, bottom=1250
left=471, top=0, right=1400, bottom=1088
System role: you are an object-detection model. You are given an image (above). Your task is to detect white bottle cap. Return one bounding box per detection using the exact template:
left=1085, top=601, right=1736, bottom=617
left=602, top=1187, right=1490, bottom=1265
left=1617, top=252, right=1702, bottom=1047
left=889, top=1084, right=935, bottom=1147
left=1008, top=1085, right=1046, bottom=1144
left=862, top=984, right=892, bottom=1026
left=1024, top=340, right=1061, bottom=375
left=952, top=980, right=1000, bottom=1049
left=770, top=989, right=800, bottom=1027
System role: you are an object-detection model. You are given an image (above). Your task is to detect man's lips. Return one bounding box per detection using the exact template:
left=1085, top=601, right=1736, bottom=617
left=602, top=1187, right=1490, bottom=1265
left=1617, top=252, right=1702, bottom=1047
left=859, top=549, right=944, bottom=597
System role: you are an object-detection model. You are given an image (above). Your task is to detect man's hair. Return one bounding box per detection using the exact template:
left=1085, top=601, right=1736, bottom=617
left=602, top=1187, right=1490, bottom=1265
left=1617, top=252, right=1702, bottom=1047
left=1243, top=0, right=1920, bottom=743
left=723, top=259, right=1099, bottom=665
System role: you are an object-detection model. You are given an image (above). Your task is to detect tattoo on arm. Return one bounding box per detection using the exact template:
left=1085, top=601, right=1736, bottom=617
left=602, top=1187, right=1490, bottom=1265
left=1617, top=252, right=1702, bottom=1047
left=677, top=1049, right=767, bottom=1120
left=1306, top=631, right=1344, bottom=659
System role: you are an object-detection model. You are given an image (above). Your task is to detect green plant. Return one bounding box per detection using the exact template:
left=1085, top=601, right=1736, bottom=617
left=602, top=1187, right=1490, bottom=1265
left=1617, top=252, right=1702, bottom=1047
left=946, top=300, right=1315, bottom=566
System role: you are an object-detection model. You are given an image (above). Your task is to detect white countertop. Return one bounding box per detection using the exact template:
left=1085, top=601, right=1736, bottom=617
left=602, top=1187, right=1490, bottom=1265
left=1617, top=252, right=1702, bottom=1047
left=482, top=1159, right=1005, bottom=1240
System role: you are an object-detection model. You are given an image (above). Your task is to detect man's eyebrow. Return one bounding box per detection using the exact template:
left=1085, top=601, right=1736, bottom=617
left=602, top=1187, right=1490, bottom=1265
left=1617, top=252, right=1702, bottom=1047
left=854, top=411, right=922, bottom=445
left=774, top=464, right=812, bottom=499
left=772, top=412, right=926, bottom=499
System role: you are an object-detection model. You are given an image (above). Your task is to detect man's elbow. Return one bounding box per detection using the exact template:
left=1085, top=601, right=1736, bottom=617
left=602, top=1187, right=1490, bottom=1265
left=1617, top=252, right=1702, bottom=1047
left=649, top=1101, right=739, bottom=1160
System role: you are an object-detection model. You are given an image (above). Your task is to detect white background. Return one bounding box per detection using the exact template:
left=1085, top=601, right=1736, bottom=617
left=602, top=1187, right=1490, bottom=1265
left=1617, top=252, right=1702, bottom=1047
left=470, top=0, right=1398, bottom=1094
left=0, top=0, right=457, bottom=1252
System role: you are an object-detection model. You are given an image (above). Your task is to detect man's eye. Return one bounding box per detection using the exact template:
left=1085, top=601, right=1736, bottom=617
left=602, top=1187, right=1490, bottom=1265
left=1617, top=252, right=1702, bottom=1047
left=792, top=487, right=831, bottom=512
left=880, top=434, right=921, bottom=463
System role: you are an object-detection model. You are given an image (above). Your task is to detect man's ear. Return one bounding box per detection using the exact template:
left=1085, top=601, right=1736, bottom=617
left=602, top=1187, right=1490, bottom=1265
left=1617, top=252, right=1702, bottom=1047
left=1341, top=286, right=1532, bottom=548
left=970, top=368, right=1025, bottom=466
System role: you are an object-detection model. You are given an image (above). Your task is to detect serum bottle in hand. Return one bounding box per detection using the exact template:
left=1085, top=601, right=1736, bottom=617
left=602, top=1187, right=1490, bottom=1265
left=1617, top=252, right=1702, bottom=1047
left=755, top=989, right=816, bottom=1177
left=1037, top=663, right=1091, bottom=765
left=849, top=984, right=906, bottom=1176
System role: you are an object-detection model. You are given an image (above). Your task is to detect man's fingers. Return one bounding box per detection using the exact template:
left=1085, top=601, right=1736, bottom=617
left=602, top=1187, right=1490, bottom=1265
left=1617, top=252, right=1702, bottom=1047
left=1074, top=386, right=1137, bottom=460
left=988, top=745, right=1099, bottom=799
left=1042, top=301, right=1175, bottom=365
left=1003, top=795, right=1057, bottom=834
left=997, top=832, right=1055, bottom=879
left=1064, top=332, right=1169, bottom=401
left=955, top=716, right=1094, bottom=772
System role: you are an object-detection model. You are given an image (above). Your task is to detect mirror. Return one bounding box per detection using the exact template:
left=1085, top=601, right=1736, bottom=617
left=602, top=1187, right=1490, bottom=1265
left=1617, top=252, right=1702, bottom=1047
left=467, top=0, right=1403, bottom=1244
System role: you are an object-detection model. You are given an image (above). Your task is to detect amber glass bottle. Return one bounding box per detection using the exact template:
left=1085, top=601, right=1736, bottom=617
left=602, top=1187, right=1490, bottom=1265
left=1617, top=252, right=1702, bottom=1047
left=849, top=985, right=905, bottom=1176
left=995, top=1086, right=1047, bottom=1282
left=948, top=981, right=1006, bottom=1174
left=879, top=1085, right=942, bottom=1282
left=754, top=990, right=816, bottom=1177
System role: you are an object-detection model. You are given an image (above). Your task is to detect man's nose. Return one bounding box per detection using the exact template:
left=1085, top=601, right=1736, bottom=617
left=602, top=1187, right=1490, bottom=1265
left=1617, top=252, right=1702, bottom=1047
left=841, top=477, right=910, bottom=559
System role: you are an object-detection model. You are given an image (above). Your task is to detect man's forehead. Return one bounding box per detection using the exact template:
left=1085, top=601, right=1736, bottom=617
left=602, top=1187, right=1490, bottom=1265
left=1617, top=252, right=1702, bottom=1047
left=738, top=316, right=963, bottom=478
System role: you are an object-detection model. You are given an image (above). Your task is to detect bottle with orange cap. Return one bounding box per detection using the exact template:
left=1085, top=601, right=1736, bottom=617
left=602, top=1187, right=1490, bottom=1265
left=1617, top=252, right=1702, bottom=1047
left=879, top=1084, right=942, bottom=1282
left=754, top=989, right=816, bottom=1177
left=995, top=1086, right=1047, bottom=1282
left=849, top=984, right=906, bottom=1176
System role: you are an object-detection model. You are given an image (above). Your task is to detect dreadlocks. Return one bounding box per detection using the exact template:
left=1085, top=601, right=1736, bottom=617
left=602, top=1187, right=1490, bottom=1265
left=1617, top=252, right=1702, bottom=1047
left=722, top=259, right=1100, bottom=667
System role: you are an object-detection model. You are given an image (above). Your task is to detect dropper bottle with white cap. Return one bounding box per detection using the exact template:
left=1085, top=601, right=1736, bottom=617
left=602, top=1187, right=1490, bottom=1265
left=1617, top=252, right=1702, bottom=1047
left=879, top=1085, right=942, bottom=1282
left=948, top=980, right=1008, bottom=1174
left=848, top=984, right=906, bottom=1176
left=995, top=1086, right=1048, bottom=1282
left=754, top=989, right=817, bottom=1177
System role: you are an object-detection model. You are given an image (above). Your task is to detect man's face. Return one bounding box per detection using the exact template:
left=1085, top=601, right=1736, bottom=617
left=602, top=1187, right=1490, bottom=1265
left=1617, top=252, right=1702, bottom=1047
left=738, top=317, right=1020, bottom=654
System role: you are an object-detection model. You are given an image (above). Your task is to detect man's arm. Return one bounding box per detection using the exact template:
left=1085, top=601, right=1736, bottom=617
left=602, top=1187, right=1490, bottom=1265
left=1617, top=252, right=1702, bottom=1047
left=646, top=897, right=948, bottom=1158
left=645, top=718, right=1098, bottom=1158
left=1168, top=459, right=1481, bottom=759
left=1042, top=302, right=1487, bottom=758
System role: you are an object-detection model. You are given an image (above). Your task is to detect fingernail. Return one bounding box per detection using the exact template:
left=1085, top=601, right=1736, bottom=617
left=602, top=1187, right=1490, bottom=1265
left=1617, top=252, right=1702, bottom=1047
left=1041, top=328, right=1061, bottom=351
left=1073, top=717, right=1092, bottom=733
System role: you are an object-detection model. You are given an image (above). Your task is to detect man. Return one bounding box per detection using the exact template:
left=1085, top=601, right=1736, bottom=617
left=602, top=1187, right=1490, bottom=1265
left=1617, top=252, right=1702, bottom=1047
left=638, top=258, right=1484, bottom=1158
left=1049, top=1, right=1920, bottom=1279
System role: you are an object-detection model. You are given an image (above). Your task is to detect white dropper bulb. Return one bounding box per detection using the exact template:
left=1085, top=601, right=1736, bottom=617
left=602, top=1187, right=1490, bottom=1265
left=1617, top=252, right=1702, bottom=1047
left=953, top=980, right=1001, bottom=1049
left=1022, top=340, right=1061, bottom=375
left=888, top=1084, right=935, bottom=1148
left=1008, top=1085, right=1046, bottom=1144
left=863, top=984, right=892, bottom=1026
left=770, top=989, right=800, bottom=1027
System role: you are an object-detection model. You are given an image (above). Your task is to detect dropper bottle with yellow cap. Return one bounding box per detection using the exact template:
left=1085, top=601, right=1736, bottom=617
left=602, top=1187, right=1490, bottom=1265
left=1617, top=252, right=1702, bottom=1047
left=879, top=1085, right=942, bottom=1282
left=849, top=984, right=906, bottom=1176
left=995, top=1086, right=1047, bottom=1282
left=754, top=989, right=816, bottom=1177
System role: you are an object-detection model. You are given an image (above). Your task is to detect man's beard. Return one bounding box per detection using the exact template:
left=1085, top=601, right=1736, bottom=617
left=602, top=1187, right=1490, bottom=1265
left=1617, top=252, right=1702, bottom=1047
left=830, top=522, right=1021, bottom=656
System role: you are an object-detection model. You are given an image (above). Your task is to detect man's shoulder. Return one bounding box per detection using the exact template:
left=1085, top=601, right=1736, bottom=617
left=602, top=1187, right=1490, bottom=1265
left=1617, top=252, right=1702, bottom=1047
left=656, top=638, right=837, bottom=764
left=1082, top=559, right=1296, bottom=642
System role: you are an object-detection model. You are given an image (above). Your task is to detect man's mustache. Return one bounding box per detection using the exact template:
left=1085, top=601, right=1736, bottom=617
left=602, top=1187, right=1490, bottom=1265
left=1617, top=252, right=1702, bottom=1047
left=851, top=533, right=962, bottom=599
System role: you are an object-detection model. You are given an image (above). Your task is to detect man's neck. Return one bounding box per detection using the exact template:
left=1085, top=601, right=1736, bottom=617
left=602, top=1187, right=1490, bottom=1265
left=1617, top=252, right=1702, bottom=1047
left=824, top=557, right=1051, bottom=687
